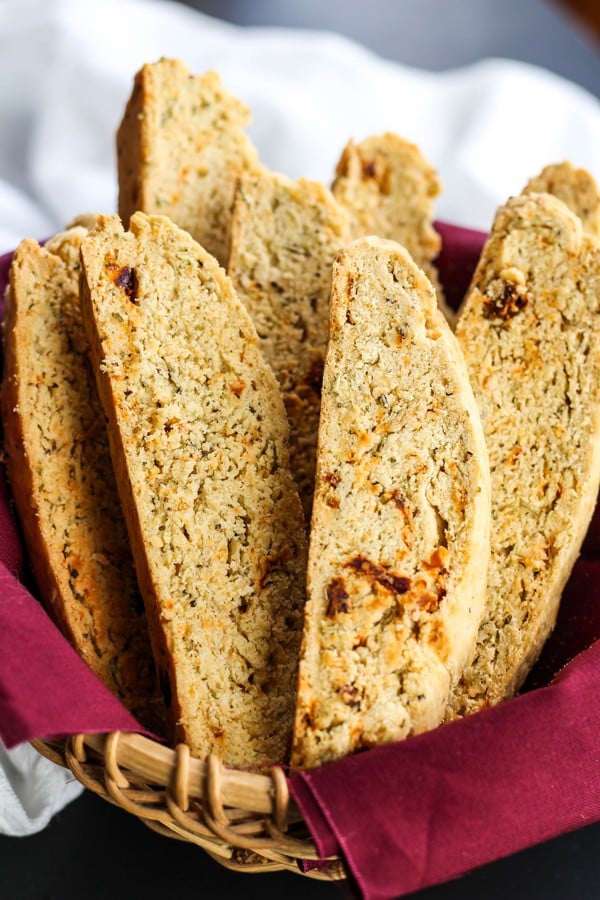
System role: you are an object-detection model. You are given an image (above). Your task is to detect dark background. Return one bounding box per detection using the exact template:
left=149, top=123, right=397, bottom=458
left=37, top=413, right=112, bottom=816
left=183, top=0, right=600, bottom=98
left=1, top=1, right=599, bottom=898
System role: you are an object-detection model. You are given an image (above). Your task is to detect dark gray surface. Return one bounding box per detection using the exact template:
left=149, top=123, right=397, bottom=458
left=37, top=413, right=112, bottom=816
left=181, top=0, right=600, bottom=97
left=2, top=2, right=599, bottom=898
left=1, top=790, right=600, bottom=899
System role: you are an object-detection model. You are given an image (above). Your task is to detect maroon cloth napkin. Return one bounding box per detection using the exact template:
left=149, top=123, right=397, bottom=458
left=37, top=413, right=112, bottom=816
left=288, top=223, right=600, bottom=898
left=1, top=230, right=600, bottom=899
left=0, top=561, right=152, bottom=746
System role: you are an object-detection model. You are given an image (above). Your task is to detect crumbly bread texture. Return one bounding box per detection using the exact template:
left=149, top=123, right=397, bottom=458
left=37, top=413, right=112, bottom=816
left=80, top=212, right=307, bottom=766
left=291, top=237, right=491, bottom=768
left=523, top=161, right=600, bottom=238
left=228, top=170, right=351, bottom=517
left=1, top=228, right=165, bottom=733
left=117, top=58, right=259, bottom=267
left=449, top=193, right=600, bottom=716
left=331, top=133, right=452, bottom=322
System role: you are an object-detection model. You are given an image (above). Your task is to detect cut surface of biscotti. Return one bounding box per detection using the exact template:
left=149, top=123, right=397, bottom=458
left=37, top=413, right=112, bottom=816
left=331, top=133, right=451, bottom=321
left=80, top=212, right=307, bottom=766
left=117, top=57, right=259, bottom=266
left=291, top=237, right=491, bottom=768
left=523, top=161, right=600, bottom=237
left=228, top=170, right=351, bottom=517
left=449, top=192, right=600, bottom=717
left=1, top=228, right=165, bottom=733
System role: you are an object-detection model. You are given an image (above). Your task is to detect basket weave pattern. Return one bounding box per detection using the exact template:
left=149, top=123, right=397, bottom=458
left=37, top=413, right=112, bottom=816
left=32, top=733, right=346, bottom=881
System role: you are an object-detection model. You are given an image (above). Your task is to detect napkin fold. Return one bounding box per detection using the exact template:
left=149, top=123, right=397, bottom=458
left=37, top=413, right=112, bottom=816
left=290, top=642, right=600, bottom=899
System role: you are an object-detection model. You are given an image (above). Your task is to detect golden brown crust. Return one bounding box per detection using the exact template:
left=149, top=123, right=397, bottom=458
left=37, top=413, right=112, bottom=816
left=80, top=213, right=307, bottom=766
left=450, top=193, right=600, bottom=715
left=2, top=243, right=67, bottom=629
left=291, top=237, right=490, bottom=768
left=1, top=233, right=165, bottom=733
left=117, top=58, right=259, bottom=266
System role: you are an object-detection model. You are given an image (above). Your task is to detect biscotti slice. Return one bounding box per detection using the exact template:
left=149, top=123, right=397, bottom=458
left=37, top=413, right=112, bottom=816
left=291, top=237, right=491, bottom=768
left=449, top=192, right=600, bottom=717
left=523, top=161, right=600, bottom=237
left=228, top=170, right=351, bottom=517
left=80, top=212, right=307, bottom=766
left=331, top=133, right=452, bottom=322
left=1, top=228, right=165, bottom=733
left=117, top=57, right=259, bottom=266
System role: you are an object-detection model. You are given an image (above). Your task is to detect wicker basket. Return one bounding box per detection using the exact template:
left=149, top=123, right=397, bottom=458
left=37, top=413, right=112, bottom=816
left=31, top=732, right=346, bottom=882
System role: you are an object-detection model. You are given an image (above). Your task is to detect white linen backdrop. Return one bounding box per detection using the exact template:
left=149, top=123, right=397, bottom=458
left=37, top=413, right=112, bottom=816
left=0, top=0, right=599, bottom=835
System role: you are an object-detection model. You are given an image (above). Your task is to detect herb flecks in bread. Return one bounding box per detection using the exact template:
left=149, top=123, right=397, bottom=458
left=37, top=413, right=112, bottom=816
left=228, top=170, right=351, bottom=517
left=1, top=229, right=165, bottom=733
left=117, top=58, right=259, bottom=267
left=449, top=192, right=600, bottom=715
left=332, top=133, right=452, bottom=322
left=291, top=237, right=491, bottom=768
left=80, top=212, right=307, bottom=766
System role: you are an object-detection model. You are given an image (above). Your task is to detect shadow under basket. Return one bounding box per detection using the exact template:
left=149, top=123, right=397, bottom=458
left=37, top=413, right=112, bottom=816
left=31, top=732, right=346, bottom=881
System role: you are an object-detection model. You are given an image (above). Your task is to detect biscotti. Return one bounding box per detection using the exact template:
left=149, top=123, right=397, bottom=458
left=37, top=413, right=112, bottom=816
left=523, top=161, right=600, bottom=237
left=291, top=237, right=491, bottom=768
left=1, top=228, right=165, bottom=733
left=449, top=192, right=600, bottom=716
left=331, top=133, right=452, bottom=322
left=117, top=58, right=259, bottom=266
left=228, top=170, right=351, bottom=517
left=80, top=212, right=307, bottom=766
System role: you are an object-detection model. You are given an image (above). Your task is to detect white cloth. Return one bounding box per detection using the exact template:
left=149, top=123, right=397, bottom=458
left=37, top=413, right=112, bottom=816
left=0, top=743, right=83, bottom=836
left=1, top=0, right=600, bottom=251
left=1, top=0, right=599, bottom=836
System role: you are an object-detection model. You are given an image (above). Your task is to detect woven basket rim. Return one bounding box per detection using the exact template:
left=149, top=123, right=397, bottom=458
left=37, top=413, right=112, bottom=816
left=31, top=731, right=346, bottom=881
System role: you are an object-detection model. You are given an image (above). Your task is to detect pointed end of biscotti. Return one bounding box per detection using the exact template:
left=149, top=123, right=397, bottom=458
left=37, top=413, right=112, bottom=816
left=81, top=212, right=240, bottom=332
left=333, top=132, right=442, bottom=199
left=463, top=192, right=585, bottom=317
left=495, top=191, right=583, bottom=246
left=331, top=235, right=441, bottom=337
left=116, top=57, right=257, bottom=246
left=330, top=133, right=452, bottom=322
left=523, top=160, right=600, bottom=238
left=84, top=212, right=125, bottom=237
left=8, top=237, right=70, bottom=303
left=8, top=223, right=98, bottom=314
